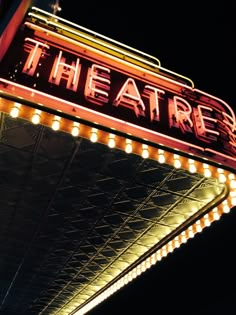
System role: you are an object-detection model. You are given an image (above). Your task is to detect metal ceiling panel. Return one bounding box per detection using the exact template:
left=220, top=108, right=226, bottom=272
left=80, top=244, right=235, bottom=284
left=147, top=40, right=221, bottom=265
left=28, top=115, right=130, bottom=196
left=0, top=113, right=226, bottom=314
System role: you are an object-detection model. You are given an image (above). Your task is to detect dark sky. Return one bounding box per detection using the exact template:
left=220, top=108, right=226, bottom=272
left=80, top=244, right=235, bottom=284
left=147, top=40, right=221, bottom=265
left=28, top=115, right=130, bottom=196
left=33, top=1, right=236, bottom=314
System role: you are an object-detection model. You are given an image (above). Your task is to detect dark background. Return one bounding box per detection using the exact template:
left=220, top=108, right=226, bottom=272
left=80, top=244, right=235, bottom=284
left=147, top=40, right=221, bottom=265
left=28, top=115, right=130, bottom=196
left=33, top=1, right=236, bottom=314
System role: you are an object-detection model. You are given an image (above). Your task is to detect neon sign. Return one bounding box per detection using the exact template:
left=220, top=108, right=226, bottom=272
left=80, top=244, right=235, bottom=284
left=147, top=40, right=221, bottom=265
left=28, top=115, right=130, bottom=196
left=0, top=13, right=236, bottom=169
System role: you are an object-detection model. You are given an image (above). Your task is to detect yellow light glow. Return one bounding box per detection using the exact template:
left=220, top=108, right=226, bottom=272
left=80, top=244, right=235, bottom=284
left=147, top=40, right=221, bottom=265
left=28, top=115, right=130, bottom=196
left=222, top=200, right=230, bottom=213
left=188, top=159, right=196, bottom=173
left=173, top=154, right=181, bottom=168
left=180, top=231, right=187, bottom=243
left=125, top=139, right=132, bottom=154
left=141, top=144, right=149, bottom=159
left=203, top=213, right=211, bottom=227
left=203, top=163, right=212, bottom=177
left=230, top=178, right=236, bottom=189
left=188, top=226, right=194, bottom=238
left=108, top=133, right=116, bottom=148
left=173, top=236, right=180, bottom=248
left=212, top=207, right=220, bottom=220
left=10, top=103, right=21, bottom=118
left=155, top=250, right=162, bottom=261
left=157, top=149, right=165, bottom=163
left=31, top=109, right=42, bottom=124
left=71, top=122, right=80, bottom=137
left=167, top=242, right=174, bottom=253
left=51, top=115, right=61, bottom=131
left=195, top=220, right=202, bottom=232
left=217, top=168, right=226, bottom=183
left=90, top=128, right=98, bottom=143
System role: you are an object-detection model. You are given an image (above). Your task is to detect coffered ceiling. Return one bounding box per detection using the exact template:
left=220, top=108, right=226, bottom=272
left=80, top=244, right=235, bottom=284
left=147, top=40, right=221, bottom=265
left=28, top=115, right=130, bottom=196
left=0, top=111, right=227, bottom=315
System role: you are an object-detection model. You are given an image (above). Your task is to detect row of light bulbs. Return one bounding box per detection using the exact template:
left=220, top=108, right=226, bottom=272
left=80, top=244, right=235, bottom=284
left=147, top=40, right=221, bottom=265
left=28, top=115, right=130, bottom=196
left=8, top=103, right=166, bottom=157
left=10, top=102, right=81, bottom=135
left=74, top=199, right=233, bottom=315
left=8, top=102, right=236, bottom=185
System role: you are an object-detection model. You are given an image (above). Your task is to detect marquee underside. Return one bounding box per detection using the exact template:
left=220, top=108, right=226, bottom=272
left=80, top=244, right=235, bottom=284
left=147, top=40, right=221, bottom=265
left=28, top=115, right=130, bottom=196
left=0, top=111, right=229, bottom=315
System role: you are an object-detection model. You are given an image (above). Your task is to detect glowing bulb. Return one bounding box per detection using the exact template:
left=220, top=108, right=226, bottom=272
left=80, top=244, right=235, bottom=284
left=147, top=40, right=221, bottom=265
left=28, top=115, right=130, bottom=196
left=228, top=173, right=235, bottom=180
left=230, top=191, right=236, bottom=206
left=204, top=213, right=211, bottom=227
left=10, top=103, right=21, bottom=118
left=174, top=236, right=180, bottom=248
left=158, top=149, right=165, bottom=163
left=71, top=122, right=80, bottom=137
left=212, top=207, right=220, bottom=220
left=90, top=128, right=98, bottom=143
left=167, top=242, right=173, bottom=253
left=173, top=154, right=181, bottom=168
left=125, top=139, right=132, bottom=154
left=136, top=265, right=141, bottom=276
left=181, top=231, right=187, bottom=243
left=217, top=168, right=226, bottom=183
left=231, top=197, right=236, bottom=206
left=155, top=250, right=162, bottom=261
left=150, top=253, right=157, bottom=265
left=141, top=144, right=149, bottom=159
left=51, top=116, right=61, bottom=131
left=161, top=246, right=167, bottom=257
left=108, top=133, right=116, bottom=148
left=140, top=261, right=146, bottom=272
left=31, top=109, right=41, bottom=124
left=223, top=200, right=230, bottom=213
left=203, top=163, right=211, bottom=177
left=195, top=220, right=202, bottom=232
left=189, top=164, right=197, bottom=173
left=188, top=159, right=196, bottom=173
left=219, top=173, right=226, bottom=183
left=188, top=226, right=194, bottom=238
left=230, top=179, right=236, bottom=189
left=146, top=257, right=152, bottom=269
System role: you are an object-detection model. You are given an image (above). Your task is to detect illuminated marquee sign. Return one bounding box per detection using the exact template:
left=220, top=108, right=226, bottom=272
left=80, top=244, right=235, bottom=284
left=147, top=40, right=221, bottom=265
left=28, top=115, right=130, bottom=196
left=0, top=9, right=236, bottom=169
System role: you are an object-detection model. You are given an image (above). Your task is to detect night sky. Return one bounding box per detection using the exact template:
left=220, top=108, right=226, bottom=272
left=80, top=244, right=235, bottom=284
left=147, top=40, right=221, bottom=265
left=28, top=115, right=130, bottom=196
left=32, top=1, right=236, bottom=314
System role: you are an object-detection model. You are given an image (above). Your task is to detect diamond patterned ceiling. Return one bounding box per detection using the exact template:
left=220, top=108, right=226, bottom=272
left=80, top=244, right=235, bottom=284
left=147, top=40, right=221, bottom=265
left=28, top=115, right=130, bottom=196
left=0, top=111, right=226, bottom=315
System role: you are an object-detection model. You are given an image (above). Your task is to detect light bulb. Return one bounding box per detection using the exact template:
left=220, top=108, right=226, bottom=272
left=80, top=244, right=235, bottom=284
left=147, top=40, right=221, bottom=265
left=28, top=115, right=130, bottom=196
left=71, top=122, right=80, bottom=137
left=108, top=134, right=116, bottom=148
left=188, top=159, right=196, bottom=173
left=173, top=154, right=181, bottom=168
left=125, top=139, right=132, bottom=154
left=217, top=168, right=226, bottom=183
left=212, top=207, right=220, bottom=220
left=10, top=103, right=21, bottom=118
left=231, top=180, right=236, bottom=189
left=90, top=128, right=98, bottom=143
left=188, top=226, right=194, bottom=238
left=204, top=213, right=211, bottom=227
left=195, top=220, right=202, bottom=233
left=141, top=144, right=149, bottom=159
left=158, top=149, right=165, bottom=163
left=51, top=116, right=61, bottom=131
left=223, top=200, right=230, bottom=213
left=203, top=163, right=211, bottom=177
left=31, top=109, right=41, bottom=124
